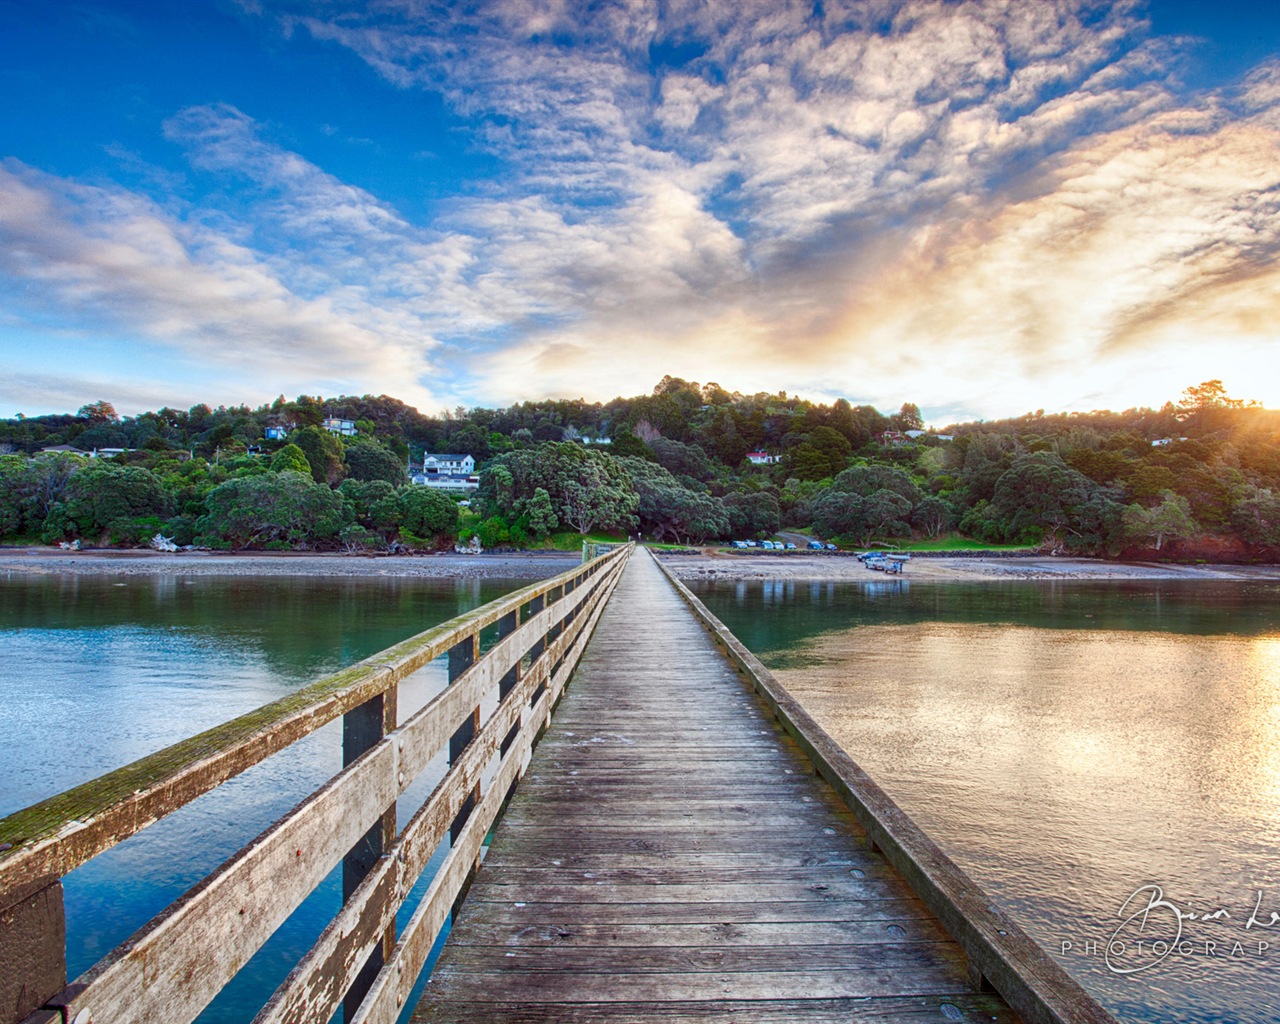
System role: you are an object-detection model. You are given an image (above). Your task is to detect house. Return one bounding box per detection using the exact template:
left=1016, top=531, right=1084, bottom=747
left=423, top=453, right=476, bottom=475
left=410, top=471, right=479, bottom=492
left=1151, top=438, right=1189, bottom=447
left=89, top=448, right=131, bottom=459
left=746, top=451, right=775, bottom=465
left=905, top=429, right=926, bottom=439
left=264, top=424, right=295, bottom=441
left=38, top=445, right=88, bottom=456
left=323, top=417, right=357, bottom=436
left=878, top=431, right=908, bottom=446
left=582, top=436, right=612, bottom=446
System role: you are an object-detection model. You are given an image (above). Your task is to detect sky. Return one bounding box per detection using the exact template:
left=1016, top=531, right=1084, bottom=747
left=2, top=0, right=1280, bottom=425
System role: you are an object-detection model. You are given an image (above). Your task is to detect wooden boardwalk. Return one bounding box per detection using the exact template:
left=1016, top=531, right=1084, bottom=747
left=413, top=550, right=1021, bottom=1023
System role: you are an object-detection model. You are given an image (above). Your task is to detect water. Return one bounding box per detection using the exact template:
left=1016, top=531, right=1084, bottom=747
left=0, top=572, right=536, bottom=1023
left=690, top=577, right=1280, bottom=1024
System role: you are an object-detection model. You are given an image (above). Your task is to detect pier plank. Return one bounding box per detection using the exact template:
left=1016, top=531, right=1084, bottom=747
left=412, top=551, right=1025, bottom=1024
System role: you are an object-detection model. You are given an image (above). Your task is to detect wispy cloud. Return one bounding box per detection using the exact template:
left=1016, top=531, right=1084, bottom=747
left=4, top=1, right=1279, bottom=418
left=278, top=0, right=1280, bottom=413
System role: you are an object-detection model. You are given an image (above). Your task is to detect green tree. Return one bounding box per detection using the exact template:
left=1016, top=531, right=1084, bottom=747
left=1123, top=490, right=1198, bottom=550
left=830, top=464, right=922, bottom=503
left=77, top=401, right=119, bottom=424
left=896, top=402, right=924, bottom=431
left=480, top=443, right=637, bottom=536
left=401, top=487, right=460, bottom=538
left=198, top=471, right=352, bottom=547
left=270, top=444, right=311, bottom=475
left=1177, top=380, right=1244, bottom=419
left=1232, top=490, right=1280, bottom=550
left=526, top=487, right=559, bottom=538
left=63, top=462, right=171, bottom=539
left=911, top=496, right=954, bottom=539
left=788, top=443, right=833, bottom=481
left=812, top=488, right=913, bottom=546
left=291, top=426, right=346, bottom=486
left=0, top=455, right=26, bottom=536
left=722, top=491, right=781, bottom=538
left=345, top=438, right=407, bottom=485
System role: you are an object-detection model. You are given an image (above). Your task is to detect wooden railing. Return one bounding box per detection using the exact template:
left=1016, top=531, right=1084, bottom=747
left=0, top=544, right=632, bottom=1024
left=654, top=554, right=1120, bottom=1024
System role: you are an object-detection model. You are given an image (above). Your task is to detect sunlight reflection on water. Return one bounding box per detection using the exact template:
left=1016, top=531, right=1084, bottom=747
left=693, top=578, right=1280, bottom=1024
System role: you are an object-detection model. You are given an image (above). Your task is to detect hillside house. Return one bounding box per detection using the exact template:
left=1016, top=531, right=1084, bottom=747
left=323, top=417, right=357, bottom=436
left=423, top=453, right=476, bottom=475
left=746, top=451, right=776, bottom=465
left=410, top=472, right=479, bottom=491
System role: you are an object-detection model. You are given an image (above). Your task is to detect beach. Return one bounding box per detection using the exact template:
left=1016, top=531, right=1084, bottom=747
left=0, top=547, right=581, bottom=580
left=654, top=549, right=1280, bottom=582
left=3, top=545, right=1279, bottom=582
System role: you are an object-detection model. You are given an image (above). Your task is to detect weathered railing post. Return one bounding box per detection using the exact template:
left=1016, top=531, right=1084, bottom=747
left=341, top=686, right=397, bottom=1023
left=545, top=585, right=565, bottom=678
left=0, top=546, right=633, bottom=1024
left=1, top=878, right=65, bottom=1024
left=495, top=607, right=521, bottom=761
left=447, top=634, right=480, bottom=844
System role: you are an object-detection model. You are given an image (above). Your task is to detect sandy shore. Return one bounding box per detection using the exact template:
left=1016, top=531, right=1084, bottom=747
left=0, top=547, right=581, bottom=580
left=655, top=549, right=1280, bottom=582
left=3, top=546, right=1278, bottom=584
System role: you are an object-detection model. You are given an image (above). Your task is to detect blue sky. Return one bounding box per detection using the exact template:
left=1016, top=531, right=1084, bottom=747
left=2, top=0, right=1279, bottom=424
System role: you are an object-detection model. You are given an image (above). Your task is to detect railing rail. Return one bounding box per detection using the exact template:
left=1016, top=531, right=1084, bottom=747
left=0, top=543, right=632, bottom=1024
left=653, top=552, right=1120, bottom=1024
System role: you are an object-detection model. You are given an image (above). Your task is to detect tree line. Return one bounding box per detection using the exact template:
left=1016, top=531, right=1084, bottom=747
left=1, top=378, right=1278, bottom=558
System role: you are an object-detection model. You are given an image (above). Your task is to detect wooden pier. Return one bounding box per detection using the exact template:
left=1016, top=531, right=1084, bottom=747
left=1, top=545, right=1117, bottom=1024
left=415, top=549, right=1018, bottom=1023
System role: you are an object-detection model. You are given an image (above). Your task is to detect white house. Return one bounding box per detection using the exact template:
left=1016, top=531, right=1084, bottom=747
left=410, top=471, right=479, bottom=491
left=323, top=417, right=357, bottom=436
left=746, top=451, right=776, bottom=465
left=423, top=453, right=475, bottom=475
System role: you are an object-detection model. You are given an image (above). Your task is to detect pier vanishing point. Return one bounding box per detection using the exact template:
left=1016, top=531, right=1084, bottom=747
left=1, top=545, right=1118, bottom=1024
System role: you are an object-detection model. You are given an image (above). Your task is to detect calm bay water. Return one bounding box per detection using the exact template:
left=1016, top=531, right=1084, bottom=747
left=0, top=572, right=534, bottom=1023
left=690, top=576, right=1280, bottom=1024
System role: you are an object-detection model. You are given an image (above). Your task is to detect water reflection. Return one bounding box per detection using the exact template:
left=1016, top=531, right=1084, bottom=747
left=692, top=578, right=1280, bottom=1024
left=0, top=572, right=532, bottom=1023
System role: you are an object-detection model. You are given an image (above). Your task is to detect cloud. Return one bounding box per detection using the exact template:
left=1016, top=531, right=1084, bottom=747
left=0, top=132, right=445, bottom=409
left=6, top=1, right=1280, bottom=420
left=0, top=370, right=205, bottom=419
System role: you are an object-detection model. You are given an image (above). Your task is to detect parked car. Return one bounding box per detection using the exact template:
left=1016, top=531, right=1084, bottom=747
left=785, top=542, right=797, bottom=550
left=761, top=540, right=775, bottom=550
left=807, top=540, right=824, bottom=550
left=825, top=543, right=837, bottom=551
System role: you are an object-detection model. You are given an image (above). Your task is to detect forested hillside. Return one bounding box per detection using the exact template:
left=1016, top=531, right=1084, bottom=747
left=2, top=378, right=1278, bottom=559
